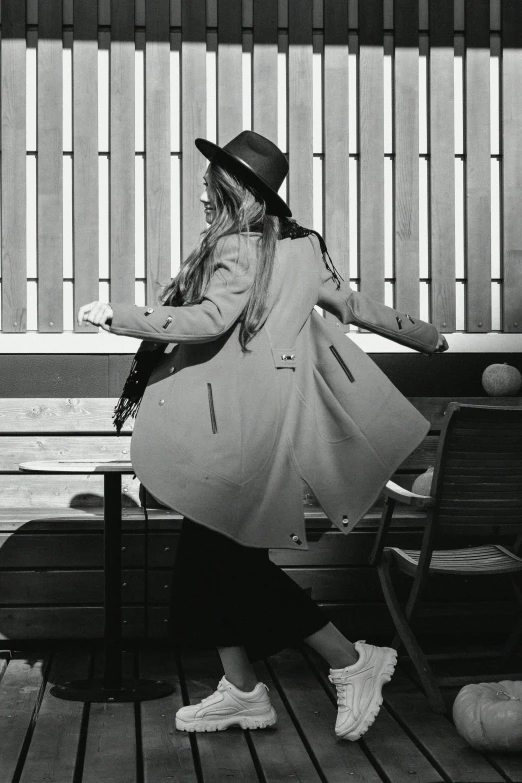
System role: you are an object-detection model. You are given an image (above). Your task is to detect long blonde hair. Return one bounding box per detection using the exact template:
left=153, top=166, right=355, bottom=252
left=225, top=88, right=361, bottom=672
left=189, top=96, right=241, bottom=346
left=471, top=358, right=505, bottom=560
left=161, top=163, right=280, bottom=351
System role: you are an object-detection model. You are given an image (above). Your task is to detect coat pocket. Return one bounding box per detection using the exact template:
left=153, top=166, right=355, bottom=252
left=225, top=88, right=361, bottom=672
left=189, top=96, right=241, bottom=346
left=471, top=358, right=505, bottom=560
left=329, top=345, right=355, bottom=383
left=207, top=383, right=218, bottom=434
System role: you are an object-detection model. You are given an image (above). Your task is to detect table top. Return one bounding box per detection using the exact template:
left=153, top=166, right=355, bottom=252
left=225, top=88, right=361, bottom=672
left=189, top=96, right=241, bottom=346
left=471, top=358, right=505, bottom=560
left=19, top=460, right=135, bottom=474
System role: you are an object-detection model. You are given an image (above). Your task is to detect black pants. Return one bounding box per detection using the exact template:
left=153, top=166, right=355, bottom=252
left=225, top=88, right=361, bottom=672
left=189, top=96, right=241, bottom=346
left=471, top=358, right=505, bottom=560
left=167, top=518, right=328, bottom=662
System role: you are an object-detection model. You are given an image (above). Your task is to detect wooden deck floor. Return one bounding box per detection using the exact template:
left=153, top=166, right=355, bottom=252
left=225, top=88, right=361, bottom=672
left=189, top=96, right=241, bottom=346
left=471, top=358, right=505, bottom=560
left=1, top=643, right=521, bottom=783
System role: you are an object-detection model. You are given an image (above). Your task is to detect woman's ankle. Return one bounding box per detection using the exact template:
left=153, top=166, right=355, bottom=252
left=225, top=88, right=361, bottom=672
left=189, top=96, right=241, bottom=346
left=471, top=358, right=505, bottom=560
left=226, top=675, right=259, bottom=692
left=304, top=623, right=359, bottom=669
left=328, top=650, right=358, bottom=670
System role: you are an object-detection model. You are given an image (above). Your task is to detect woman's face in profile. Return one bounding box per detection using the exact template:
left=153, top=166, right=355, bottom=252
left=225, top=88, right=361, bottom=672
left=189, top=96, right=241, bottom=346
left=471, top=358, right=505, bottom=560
left=200, top=171, right=215, bottom=224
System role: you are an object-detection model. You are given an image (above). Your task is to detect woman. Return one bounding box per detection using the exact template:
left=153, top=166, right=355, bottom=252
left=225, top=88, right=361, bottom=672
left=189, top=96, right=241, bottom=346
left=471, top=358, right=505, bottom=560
left=78, top=131, right=447, bottom=741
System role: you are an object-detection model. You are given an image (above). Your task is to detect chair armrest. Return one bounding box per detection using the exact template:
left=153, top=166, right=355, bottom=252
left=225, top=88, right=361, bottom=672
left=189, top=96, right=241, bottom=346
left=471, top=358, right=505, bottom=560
left=384, top=480, right=435, bottom=508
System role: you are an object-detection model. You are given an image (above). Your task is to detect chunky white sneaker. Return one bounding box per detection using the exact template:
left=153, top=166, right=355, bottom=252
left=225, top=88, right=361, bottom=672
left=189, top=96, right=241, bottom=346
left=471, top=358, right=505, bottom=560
left=328, top=640, right=397, bottom=741
left=175, top=676, right=277, bottom=732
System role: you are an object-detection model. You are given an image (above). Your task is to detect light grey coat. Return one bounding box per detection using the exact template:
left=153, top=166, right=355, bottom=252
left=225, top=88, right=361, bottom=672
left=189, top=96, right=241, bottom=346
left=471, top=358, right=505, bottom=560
left=109, top=233, right=439, bottom=550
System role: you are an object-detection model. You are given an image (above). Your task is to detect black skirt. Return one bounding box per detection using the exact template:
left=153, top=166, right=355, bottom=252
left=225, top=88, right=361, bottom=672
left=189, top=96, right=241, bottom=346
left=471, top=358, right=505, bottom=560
left=167, top=518, right=328, bottom=662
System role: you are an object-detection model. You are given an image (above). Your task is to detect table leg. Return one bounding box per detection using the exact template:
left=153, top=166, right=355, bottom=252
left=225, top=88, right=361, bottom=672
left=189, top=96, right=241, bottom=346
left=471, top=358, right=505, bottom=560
left=51, top=471, right=174, bottom=703
left=103, top=472, right=124, bottom=689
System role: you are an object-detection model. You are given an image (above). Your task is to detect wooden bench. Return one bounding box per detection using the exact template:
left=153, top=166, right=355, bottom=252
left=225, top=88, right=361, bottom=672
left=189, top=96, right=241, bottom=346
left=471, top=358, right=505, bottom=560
left=0, top=396, right=520, bottom=642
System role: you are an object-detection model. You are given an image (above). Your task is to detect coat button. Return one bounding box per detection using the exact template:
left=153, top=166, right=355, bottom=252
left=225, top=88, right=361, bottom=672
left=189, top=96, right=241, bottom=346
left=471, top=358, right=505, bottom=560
left=342, top=516, right=349, bottom=527
left=159, top=399, right=164, bottom=405
left=169, top=367, right=175, bottom=374
left=145, top=308, right=154, bottom=315
left=291, top=534, right=302, bottom=545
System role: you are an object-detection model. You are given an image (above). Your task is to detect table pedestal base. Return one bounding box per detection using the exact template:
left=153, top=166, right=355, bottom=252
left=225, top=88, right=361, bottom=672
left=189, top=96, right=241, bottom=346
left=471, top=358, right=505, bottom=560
left=50, top=678, right=175, bottom=703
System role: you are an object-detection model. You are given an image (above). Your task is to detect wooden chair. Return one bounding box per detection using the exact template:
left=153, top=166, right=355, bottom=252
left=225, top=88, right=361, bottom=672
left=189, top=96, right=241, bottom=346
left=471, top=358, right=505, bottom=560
left=370, top=403, right=522, bottom=713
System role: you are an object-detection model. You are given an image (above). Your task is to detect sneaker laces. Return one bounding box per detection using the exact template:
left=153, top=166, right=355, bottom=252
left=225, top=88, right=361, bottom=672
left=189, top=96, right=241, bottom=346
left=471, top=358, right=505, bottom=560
left=200, top=679, right=269, bottom=703
left=329, top=678, right=351, bottom=708
left=199, top=680, right=226, bottom=705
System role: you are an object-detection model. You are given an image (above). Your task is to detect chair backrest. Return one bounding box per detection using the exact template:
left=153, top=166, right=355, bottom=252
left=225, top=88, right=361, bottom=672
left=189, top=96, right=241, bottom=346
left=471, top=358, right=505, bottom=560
left=431, top=403, right=522, bottom=538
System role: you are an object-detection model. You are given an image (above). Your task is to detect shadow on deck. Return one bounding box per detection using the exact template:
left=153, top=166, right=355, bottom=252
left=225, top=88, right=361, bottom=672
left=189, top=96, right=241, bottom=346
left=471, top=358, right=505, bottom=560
left=0, top=642, right=521, bottom=783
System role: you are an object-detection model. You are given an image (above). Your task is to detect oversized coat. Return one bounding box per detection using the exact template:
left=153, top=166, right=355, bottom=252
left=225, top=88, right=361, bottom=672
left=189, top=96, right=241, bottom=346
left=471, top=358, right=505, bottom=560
left=109, top=233, right=440, bottom=550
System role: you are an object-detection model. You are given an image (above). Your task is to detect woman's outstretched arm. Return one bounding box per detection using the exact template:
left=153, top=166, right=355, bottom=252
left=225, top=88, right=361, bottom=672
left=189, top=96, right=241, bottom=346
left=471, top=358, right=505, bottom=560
left=312, top=236, right=447, bottom=355
left=79, top=235, right=256, bottom=343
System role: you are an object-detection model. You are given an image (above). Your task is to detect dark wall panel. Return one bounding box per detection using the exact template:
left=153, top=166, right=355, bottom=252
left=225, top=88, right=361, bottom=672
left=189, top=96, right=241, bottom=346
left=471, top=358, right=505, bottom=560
left=0, top=354, right=520, bottom=397
left=372, top=353, right=522, bottom=396
left=0, top=355, right=110, bottom=396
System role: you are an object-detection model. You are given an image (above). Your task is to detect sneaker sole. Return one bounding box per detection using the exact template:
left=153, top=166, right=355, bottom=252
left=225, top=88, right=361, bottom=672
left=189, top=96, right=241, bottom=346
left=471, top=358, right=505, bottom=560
left=337, top=647, right=397, bottom=741
left=176, top=707, right=277, bottom=732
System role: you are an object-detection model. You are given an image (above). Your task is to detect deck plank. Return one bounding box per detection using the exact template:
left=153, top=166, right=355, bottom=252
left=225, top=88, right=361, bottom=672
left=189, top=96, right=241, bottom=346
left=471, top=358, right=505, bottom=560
left=179, top=648, right=262, bottom=782
left=1, top=645, right=520, bottom=783
left=267, top=647, right=383, bottom=782
left=384, top=669, right=504, bottom=783
left=486, top=752, right=522, bottom=783
left=82, top=651, right=138, bottom=783
left=19, top=649, right=91, bottom=783
left=139, top=649, right=198, bottom=783
left=0, top=654, right=48, bottom=782
left=251, top=659, right=323, bottom=783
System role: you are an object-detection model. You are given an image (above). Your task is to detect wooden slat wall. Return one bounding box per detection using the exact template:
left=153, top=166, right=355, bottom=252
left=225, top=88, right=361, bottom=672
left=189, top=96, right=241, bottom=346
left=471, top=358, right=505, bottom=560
left=429, top=0, right=455, bottom=332
left=465, top=0, right=491, bottom=333
left=180, top=0, right=206, bottom=261
left=252, top=0, right=278, bottom=142
left=0, top=1, right=519, bottom=339
left=394, top=0, right=419, bottom=315
left=288, top=0, right=313, bottom=227
left=73, top=0, right=99, bottom=332
left=145, top=0, right=171, bottom=303
left=37, top=0, right=63, bottom=332
left=323, top=0, right=350, bottom=282
left=109, top=0, right=135, bottom=303
left=502, top=0, right=522, bottom=333
left=217, top=0, right=243, bottom=144
left=1, top=0, right=26, bottom=333
left=358, top=0, right=384, bottom=301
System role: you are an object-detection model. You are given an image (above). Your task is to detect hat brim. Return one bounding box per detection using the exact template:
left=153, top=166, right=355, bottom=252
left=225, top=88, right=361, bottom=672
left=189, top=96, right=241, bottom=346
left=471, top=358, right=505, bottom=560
left=195, top=138, right=292, bottom=218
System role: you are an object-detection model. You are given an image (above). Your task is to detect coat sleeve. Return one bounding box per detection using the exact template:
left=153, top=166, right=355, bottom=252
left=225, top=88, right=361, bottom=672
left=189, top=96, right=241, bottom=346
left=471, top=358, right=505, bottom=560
left=311, top=236, right=441, bottom=354
left=108, top=235, right=257, bottom=343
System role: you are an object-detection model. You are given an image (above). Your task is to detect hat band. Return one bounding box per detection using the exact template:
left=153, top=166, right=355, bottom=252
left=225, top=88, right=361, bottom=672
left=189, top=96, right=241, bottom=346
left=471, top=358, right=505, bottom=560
left=219, top=151, right=282, bottom=196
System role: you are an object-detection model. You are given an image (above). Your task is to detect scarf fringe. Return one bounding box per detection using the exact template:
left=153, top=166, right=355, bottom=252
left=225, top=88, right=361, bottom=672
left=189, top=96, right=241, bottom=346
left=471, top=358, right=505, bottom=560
left=112, top=346, right=165, bottom=434
left=280, top=218, right=344, bottom=289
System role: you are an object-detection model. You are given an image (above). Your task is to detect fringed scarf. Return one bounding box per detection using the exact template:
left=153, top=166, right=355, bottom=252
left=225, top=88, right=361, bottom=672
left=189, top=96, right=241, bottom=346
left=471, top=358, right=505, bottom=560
left=112, top=218, right=343, bottom=434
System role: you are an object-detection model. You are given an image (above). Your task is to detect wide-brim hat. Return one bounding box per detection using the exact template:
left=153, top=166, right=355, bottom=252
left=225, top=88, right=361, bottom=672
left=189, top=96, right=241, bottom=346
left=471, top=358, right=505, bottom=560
left=195, top=131, right=291, bottom=217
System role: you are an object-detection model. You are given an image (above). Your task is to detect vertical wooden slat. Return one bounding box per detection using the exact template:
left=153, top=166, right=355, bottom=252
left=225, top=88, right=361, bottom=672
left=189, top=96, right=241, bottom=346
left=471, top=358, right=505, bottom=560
left=323, top=0, right=349, bottom=280
left=99, top=0, right=110, bottom=26
left=145, top=0, right=171, bottom=303
left=38, top=0, right=63, bottom=332
left=1, top=0, right=27, bottom=332
left=217, top=0, right=242, bottom=144
left=358, top=0, right=384, bottom=300
left=73, top=0, right=99, bottom=332
left=181, top=0, right=206, bottom=259
left=110, top=0, right=135, bottom=303
left=502, top=1, right=522, bottom=332
left=288, top=0, right=313, bottom=226
left=465, top=0, right=491, bottom=332
left=252, top=0, right=278, bottom=143
left=394, top=0, right=419, bottom=315
left=429, top=0, right=455, bottom=331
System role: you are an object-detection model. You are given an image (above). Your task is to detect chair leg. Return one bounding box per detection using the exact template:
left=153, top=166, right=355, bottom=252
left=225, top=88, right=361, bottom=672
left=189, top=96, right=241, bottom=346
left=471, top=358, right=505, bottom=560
left=503, top=574, right=522, bottom=665
left=378, top=553, right=446, bottom=714
left=503, top=613, right=522, bottom=665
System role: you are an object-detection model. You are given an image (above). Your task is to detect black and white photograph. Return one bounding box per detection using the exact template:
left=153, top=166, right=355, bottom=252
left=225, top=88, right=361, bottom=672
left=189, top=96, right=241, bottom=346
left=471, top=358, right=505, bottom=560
left=0, top=0, right=521, bottom=781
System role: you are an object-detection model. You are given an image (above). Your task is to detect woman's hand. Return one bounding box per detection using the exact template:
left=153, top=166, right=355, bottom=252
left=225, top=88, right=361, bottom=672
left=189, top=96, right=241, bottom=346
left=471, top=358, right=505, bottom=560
left=77, top=301, right=114, bottom=331
left=435, top=334, right=449, bottom=352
